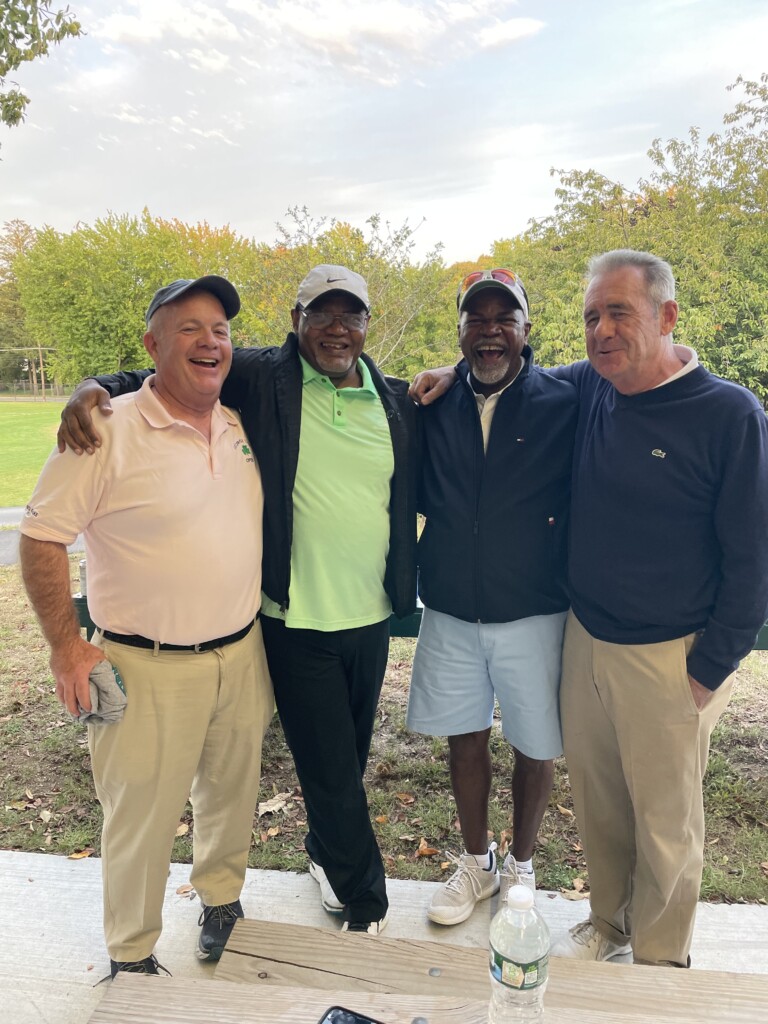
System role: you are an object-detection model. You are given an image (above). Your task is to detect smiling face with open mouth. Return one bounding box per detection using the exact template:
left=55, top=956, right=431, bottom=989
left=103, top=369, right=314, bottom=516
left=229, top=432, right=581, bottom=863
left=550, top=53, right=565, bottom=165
left=292, top=291, right=369, bottom=389
left=458, top=290, right=530, bottom=396
left=144, top=289, right=233, bottom=420
left=583, top=265, right=679, bottom=395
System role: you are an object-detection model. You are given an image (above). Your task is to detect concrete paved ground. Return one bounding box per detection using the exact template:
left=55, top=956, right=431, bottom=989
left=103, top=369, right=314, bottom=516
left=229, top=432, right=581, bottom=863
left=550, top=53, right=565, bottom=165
left=1, top=850, right=766, bottom=1024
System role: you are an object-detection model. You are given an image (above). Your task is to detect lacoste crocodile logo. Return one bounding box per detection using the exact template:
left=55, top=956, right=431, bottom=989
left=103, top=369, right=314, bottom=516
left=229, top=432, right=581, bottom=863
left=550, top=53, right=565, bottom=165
left=652, top=449, right=667, bottom=459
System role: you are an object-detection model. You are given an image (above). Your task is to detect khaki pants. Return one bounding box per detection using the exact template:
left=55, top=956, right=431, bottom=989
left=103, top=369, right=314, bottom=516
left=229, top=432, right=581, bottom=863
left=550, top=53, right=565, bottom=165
left=560, top=611, right=732, bottom=965
left=89, top=622, right=274, bottom=961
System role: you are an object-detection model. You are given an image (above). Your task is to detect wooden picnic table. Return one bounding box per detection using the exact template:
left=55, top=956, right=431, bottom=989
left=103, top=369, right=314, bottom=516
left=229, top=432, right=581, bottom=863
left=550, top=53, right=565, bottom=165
left=87, top=919, right=768, bottom=1023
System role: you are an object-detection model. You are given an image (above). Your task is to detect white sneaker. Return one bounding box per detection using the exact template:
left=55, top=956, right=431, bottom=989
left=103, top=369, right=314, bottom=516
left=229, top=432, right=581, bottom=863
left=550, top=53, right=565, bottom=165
left=308, top=860, right=344, bottom=914
left=551, top=919, right=632, bottom=960
left=427, top=846, right=499, bottom=926
left=341, top=913, right=389, bottom=935
left=499, top=853, right=536, bottom=903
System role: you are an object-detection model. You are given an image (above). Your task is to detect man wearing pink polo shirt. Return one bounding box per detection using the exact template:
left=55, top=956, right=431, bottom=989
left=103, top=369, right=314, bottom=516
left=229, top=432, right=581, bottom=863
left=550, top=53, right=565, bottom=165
left=20, top=276, right=273, bottom=978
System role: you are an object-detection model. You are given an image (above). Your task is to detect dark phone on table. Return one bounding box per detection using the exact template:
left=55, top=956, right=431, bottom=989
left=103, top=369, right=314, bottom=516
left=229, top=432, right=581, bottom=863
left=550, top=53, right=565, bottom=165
left=316, top=1008, right=385, bottom=1024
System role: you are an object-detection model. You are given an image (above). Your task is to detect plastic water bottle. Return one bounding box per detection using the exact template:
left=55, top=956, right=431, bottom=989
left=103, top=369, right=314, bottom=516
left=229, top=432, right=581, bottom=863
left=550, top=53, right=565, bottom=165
left=488, top=883, right=550, bottom=1022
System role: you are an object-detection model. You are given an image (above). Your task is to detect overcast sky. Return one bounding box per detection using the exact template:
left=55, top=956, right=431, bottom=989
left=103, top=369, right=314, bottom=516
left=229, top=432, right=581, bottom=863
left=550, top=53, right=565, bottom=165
left=1, top=0, right=766, bottom=264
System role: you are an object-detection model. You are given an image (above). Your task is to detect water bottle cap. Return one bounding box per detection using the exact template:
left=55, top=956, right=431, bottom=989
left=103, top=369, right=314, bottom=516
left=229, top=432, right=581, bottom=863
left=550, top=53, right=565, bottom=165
left=505, top=883, right=535, bottom=911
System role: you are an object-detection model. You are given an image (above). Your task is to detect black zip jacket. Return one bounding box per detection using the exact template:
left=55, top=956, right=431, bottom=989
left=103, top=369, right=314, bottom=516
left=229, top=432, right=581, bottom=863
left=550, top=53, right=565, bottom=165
left=417, top=347, right=576, bottom=623
left=97, top=334, right=418, bottom=619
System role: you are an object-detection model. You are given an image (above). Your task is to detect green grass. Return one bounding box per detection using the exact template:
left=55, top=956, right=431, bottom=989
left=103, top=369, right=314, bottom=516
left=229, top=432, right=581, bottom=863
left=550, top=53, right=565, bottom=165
left=0, top=401, right=66, bottom=506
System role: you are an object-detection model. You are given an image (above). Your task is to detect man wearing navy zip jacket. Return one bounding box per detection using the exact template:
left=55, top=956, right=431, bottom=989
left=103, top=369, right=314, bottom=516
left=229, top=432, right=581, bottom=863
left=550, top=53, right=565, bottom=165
left=57, top=265, right=419, bottom=937
left=406, top=269, right=578, bottom=926
left=547, top=250, right=768, bottom=968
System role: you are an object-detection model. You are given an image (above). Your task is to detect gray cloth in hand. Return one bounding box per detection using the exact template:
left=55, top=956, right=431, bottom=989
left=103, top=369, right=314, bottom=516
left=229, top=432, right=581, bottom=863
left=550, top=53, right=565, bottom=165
left=75, top=660, right=127, bottom=725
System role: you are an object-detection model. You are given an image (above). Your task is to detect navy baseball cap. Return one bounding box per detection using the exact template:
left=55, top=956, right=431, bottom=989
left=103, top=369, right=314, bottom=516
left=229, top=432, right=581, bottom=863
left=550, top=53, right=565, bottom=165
left=145, top=275, right=240, bottom=325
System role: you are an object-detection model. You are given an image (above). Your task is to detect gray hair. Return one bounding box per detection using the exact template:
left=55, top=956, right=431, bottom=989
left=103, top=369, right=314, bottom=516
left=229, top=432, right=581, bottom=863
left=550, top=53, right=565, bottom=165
left=587, top=250, right=676, bottom=310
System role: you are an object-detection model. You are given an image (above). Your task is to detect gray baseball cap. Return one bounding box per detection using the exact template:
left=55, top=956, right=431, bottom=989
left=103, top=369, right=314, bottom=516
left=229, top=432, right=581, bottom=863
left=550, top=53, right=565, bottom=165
left=145, top=275, right=241, bottom=325
left=296, top=264, right=370, bottom=312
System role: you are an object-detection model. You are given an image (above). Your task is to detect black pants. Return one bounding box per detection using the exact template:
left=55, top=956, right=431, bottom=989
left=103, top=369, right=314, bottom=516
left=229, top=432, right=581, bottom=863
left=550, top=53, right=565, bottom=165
left=260, top=615, right=389, bottom=924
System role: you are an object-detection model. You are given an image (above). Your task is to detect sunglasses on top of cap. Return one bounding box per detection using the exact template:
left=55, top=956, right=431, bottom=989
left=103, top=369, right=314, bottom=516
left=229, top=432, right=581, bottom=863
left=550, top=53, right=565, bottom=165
left=297, top=307, right=369, bottom=332
left=457, top=268, right=528, bottom=304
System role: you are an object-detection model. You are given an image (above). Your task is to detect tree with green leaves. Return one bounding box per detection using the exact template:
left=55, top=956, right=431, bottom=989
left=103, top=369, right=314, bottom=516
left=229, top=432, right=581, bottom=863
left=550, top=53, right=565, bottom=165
left=492, top=75, right=768, bottom=403
left=0, top=2, right=81, bottom=136
left=0, top=219, right=36, bottom=387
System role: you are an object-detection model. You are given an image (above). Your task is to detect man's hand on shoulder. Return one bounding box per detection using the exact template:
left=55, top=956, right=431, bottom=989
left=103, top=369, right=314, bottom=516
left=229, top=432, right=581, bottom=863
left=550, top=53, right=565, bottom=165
left=50, top=638, right=107, bottom=717
left=409, top=365, right=457, bottom=406
left=57, top=380, right=113, bottom=455
left=688, top=674, right=713, bottom=710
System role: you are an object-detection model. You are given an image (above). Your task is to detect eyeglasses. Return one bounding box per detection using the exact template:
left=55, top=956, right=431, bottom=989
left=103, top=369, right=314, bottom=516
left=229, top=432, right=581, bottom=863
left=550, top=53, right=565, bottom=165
left=298, top=308, right=369, bottom=331
left=457, top=268, right=528, bottom=305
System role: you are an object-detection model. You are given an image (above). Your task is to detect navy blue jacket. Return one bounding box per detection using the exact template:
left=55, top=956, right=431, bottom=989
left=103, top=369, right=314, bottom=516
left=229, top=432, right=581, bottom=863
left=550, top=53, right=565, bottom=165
left=418, top=347, right=577, bottom=623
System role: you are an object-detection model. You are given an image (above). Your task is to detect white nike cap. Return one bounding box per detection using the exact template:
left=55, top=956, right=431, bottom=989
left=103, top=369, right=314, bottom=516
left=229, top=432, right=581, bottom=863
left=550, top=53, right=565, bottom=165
left=295, top=264, right=370, bottom=312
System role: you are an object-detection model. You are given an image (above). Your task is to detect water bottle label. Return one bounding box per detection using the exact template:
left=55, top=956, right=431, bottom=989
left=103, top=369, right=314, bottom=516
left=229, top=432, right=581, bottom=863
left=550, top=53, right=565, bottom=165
left=489, top=946, right=549, bottom=990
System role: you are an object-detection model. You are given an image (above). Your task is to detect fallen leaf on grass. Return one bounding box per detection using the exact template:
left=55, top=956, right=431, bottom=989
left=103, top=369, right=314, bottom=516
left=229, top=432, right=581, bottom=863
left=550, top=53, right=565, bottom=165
left=375, top=815, right=388, bottom=824
left=416, top=838, right=438, bottom=858
left=6, top=801, right=27, bottom=811
left=258, top=792, right=292, bottom=817
left=759, top=861, right=768, bottom=877
left=396, top=792, right=415, bottom=805
left=556, top=804, right=574, bottom=818
left=68, top=848, right=94, bottom=860
left=498, top=829, right=512, bottom=856
left=39, top=809, right=52, bottom=823
left=572, top=877, right=585, bottom=892
left=175, top=823, right=189, bottom=837
left=267, top=826, right=281, bottom=838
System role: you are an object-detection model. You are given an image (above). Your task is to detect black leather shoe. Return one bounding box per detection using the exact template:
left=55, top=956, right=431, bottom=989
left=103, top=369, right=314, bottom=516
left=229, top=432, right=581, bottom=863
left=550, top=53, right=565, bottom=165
left=109, top=954, right=171, bottom=979
left=196, top=899, right=244, bottom=960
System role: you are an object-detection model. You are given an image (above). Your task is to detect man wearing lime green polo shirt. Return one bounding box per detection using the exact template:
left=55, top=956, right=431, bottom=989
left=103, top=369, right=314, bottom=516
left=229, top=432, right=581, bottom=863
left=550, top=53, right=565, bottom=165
left=257, top=268, right=417, bottom=934
left=57, top=265, right=419, bottom=935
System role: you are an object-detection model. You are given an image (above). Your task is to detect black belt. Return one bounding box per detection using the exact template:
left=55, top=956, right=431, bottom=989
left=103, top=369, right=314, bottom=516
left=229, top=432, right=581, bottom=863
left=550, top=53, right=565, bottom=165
left=100, top=619, right=255, bottom=653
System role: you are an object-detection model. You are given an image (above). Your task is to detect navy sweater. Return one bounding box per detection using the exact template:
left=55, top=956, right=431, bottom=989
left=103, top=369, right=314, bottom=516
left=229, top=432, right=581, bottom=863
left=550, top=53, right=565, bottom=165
left=554, top=360, right=768, bottom=689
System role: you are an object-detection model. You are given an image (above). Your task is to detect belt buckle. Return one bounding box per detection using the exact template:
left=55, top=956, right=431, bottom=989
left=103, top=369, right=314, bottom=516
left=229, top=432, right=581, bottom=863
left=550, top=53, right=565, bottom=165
left=193, top=642, right=202, bottom=654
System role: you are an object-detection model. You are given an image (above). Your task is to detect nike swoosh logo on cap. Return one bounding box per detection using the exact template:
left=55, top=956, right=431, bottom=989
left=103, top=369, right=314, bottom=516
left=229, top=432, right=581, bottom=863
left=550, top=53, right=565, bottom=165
left=326, top=277, right=346, bottom=282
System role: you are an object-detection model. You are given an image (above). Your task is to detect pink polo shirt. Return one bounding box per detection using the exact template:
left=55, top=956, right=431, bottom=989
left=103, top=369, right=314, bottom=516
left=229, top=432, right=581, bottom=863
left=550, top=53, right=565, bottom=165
left=21, top=377, right=263, bottom=645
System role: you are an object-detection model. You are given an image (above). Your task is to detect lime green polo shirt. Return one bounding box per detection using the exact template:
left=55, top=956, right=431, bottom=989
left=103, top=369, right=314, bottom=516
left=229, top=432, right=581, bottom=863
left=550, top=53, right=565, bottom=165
left=261, top=354, right=394, bottom=630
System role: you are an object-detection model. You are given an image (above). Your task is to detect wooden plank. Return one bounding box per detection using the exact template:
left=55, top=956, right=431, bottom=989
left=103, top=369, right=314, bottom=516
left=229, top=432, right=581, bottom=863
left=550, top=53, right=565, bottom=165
left=216, top=920, right=768, bottom=1022
left=87, top=972, right=768, bottom=1024
left=216, top=919, right=487, bottom=997
left=218, top=918, right=485, bottom=995
left=87, top=975, right=488, bottom=1023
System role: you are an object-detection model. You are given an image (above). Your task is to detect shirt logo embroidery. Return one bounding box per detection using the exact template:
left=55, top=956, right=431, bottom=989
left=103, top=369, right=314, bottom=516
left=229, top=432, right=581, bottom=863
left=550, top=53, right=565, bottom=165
left=652, top=449, right=667, bottom=459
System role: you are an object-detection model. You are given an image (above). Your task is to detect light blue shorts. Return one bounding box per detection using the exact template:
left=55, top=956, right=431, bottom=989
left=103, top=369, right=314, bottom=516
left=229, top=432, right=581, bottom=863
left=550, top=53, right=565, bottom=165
left=406, top=607, right=567, bottom=759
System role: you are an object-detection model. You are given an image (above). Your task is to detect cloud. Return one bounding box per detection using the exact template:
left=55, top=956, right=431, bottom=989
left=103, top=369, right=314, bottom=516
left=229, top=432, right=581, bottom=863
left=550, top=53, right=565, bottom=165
left=186, top=48, right=232, bottom=74
left=96, top=1, right=241, bottom=44
left=224, top=0, right=543, bottom=84
left=475, top=18, right=545, bottom=50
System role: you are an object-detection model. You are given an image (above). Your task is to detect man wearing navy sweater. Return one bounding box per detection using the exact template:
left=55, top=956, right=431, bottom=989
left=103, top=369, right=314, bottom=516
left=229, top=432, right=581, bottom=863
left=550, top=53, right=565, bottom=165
left=550, top=250, right=768, bottom=968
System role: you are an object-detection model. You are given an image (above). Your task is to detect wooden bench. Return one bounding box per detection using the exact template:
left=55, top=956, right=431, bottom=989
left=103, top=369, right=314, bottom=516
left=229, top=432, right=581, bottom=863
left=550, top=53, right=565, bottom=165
left=86, top=919, right=768, bottom=1023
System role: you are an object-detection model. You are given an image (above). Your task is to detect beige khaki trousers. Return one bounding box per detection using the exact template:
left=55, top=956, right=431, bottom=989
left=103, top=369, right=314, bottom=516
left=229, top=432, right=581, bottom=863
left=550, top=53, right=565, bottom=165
left=560, top=611, right=733, bottom=966
left=89, top=622, right=274, bottom=961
